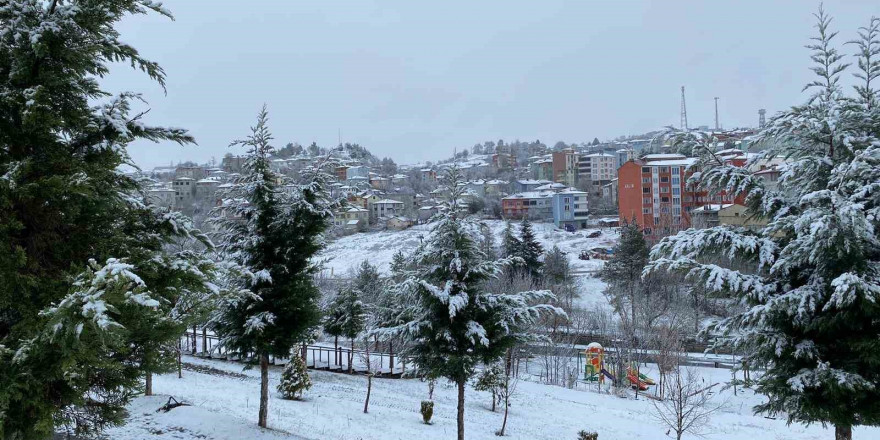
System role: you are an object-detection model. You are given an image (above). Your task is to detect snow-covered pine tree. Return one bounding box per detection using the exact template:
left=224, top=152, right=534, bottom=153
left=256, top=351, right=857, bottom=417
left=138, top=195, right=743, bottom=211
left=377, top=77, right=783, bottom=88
left=324, top=286, right=365, bottom=373
left=646, top=8, right=880, bottom=440
left=389, top=250, right=408, bottom=283
left=480, top=223, right=498, bottom=261
left=0, top=2, right=213, bottom=437
left=353, top=260, right=383, bottom=305
left=517, top=218, right=544, bottom=281
left=277, top=355, right=312, bottom=400
left=210, top=107, right=332, bottom=428
left=501, top=220, right=521, bottom=258
left=380, top=165, right=563, bottom=440
left=601, top=221, right=649, bottom=330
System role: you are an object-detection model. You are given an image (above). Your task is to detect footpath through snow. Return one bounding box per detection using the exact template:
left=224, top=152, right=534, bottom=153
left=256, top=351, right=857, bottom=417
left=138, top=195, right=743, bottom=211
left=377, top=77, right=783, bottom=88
left=106, top=355, right=880, bottom=440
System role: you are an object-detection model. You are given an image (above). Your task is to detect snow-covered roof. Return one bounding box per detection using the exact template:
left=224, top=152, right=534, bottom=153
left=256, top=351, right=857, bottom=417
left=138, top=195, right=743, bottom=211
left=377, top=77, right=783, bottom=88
left=584, top=153, right=615, bottom=158
left=643, top=158, right=697, bottom=167
left=374, top=199, right=405, bottom=205
left=643, top=153, right=686, bottom=160
left=692, top=204, right=734, bottom=213
left=503, top=191, right=554, bottom=200
left=534, top=183, right=568, bottom=191
left=346, top=219, right=360, bottom=225
left=516, top=179, right=551, bottom=185
left=347, top=206, right=368, bottom=212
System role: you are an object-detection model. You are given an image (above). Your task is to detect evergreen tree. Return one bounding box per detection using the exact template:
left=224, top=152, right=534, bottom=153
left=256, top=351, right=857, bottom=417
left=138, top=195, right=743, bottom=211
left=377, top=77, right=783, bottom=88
left=601, top=221, right=650, bottom=328
left=517, top=218, right=544, bottom=280
left=379, top=165, right=562, bottom=440
left=647, top=9, right=880, bottom=440
left=501, top=221, right=521, bottom=258
left=0, top=2, right=213, bottom=437
left=210, top=107, right=332, bottom=428
left=389, top=250, right=408, bottom=282
left=325, top=286, right=365, bottom=373
left=353, top=260, right=383, bottom=305
left=480, top=223, right=497, bottom=261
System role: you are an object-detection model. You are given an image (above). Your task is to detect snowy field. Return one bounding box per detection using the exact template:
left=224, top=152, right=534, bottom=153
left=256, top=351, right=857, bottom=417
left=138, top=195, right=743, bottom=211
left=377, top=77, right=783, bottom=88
left=319, top=220, right=616, bottom=311
left=319, top=220, right=619, bottom=276
left=106, top=355, right=880, bottom=440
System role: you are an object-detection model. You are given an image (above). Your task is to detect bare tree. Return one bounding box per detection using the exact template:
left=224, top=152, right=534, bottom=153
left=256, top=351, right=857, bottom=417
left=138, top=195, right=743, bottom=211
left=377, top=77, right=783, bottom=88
left=496, top=349, right=520, bottom=436
left=652, top=367, right=724, bottom=440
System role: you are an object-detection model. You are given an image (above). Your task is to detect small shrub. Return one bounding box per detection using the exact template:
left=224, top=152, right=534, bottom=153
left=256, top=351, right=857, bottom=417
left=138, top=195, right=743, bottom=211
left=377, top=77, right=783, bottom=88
left=277, top=355, right=312, bottom=400
left=577, top=430, right=598, bottom=440
left=420, top=400, right=434, bottom=424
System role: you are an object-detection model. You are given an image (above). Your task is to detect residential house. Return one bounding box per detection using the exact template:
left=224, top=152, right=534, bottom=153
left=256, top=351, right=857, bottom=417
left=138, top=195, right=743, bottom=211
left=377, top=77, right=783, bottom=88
left=551, top=189, right=590, bottom=230
left=371, top=199, right=405, bottom=220
left=552, top=149, right=578, bottom=187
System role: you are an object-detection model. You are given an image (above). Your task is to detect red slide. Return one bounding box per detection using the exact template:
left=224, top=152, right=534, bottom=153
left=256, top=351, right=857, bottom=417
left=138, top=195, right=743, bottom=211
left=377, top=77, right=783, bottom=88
left=626, top=371, right=649, bottom=391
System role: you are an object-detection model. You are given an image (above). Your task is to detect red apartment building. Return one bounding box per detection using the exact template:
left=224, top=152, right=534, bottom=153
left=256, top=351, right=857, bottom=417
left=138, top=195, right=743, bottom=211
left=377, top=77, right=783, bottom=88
left=618, top=154, right=746, bottom=238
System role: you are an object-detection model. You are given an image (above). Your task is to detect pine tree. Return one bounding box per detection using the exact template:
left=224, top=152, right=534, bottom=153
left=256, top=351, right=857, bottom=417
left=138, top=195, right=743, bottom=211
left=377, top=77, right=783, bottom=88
left=480, top=223, right=497, bottom=261
left=517, top=218, right=544, bottom=280
left=210, top=107, right=332, bottom=428
left=277, top=355, right=312, bottom=400
left=353, top=260, right=383, bottom=305
left=389, top=250, right=408, bottom=282
left=325, top=286, right=365, bottom=373
left=501, top=221, right=521, bottom=258
left=379, top=165, right=562, bottom=440
left=647, top=8, right=880, bottom=440
left=0, top=2, right=212, bottom=437
left=601, top=221, right=650, bottom=329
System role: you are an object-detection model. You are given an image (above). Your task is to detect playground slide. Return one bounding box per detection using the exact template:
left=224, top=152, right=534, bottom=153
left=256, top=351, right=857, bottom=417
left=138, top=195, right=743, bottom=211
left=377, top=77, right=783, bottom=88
left=600, top=368, right=616, bottom=382
left=626, top=371, right=649, bottom=391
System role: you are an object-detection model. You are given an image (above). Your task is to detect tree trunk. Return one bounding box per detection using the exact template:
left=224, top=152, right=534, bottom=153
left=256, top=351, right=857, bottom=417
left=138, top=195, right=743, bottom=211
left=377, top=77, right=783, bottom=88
left=334, top=335, right=339, bottom=366
left=192, top=325, right=197, bottom=354
left=364, top=375, right=372, bottom=413
left=349, top=338, right=354, bottom=374
left=202, top=327, right=208, bottom=355
left=491, top=390, right=496, bottom=412
left=145, top=372, right=153, bottom=396
left=835, top=425, right=852, bottom=440
left=177, top=339, right=182, bottom=379
left=499, top=391, right=510, bottom=436
left=258, top=353, right=269, bottom=428
left=457, top=380, right=466, bottom=440
left=389, top=340, right=394, bottom=372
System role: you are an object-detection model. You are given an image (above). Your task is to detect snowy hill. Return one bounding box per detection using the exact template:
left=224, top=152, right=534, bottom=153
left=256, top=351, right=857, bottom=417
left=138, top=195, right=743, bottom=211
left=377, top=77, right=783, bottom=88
left=319, top=220, right=618, bottom=277
left=106, top=356, right=880, bottom=440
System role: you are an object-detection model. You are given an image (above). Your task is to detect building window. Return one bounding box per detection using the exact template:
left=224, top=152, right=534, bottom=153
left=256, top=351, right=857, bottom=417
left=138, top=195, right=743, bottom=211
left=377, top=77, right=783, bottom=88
left=673, top=207, right=681, bottom=215
left=642, top=167, right=651, bottom=173
left=643, top=198, right=651, bottom=204
left=672, top=187, right=680, bottom=195
left=660, top=206, right=669, bottom=213
left=660, top=167, right=669, bottom=173
left=672, top=167, right=680, bottom=174
left=672, top=177, right=680, bottom=185
left=673, top=216, right=681, bottom=225
left=643, top=208, right=652, bottom=214
left=673, top=197, right=680, bottom=205
left=661, top=197, right=669, bottom=203
left=660, top=176, right=669, bottom=183
left=642, top=177, right=650, bottom=183
left=643, top=187, right=650, bottom=193
left=660, top=187, right=669, bottom=193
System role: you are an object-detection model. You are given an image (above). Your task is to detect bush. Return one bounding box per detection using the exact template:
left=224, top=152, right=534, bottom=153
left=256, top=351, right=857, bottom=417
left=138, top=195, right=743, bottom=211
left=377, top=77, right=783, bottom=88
left=277, top=355, right=312, bottom=400
left=577, top=430, right=598, bottom=440
left=420, top=400, right=434, bottom=424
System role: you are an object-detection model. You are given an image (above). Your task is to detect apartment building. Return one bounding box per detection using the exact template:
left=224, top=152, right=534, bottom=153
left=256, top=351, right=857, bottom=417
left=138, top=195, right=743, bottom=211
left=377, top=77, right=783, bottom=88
left=551, top=149, right=578, bottom=187
left=551, top=189, right=590, bottom=230
left=501, top=191, right=554, bottom=220
left=617, top=155, right=745, bottom=237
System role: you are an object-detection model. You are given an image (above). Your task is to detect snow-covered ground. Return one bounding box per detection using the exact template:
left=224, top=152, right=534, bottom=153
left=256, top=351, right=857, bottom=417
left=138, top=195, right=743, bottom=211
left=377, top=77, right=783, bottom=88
left=319, top=220, right=619, bottom=276
left=107, top=355, right=880, bottom=440
left=319, top=220, right=616, bottom=311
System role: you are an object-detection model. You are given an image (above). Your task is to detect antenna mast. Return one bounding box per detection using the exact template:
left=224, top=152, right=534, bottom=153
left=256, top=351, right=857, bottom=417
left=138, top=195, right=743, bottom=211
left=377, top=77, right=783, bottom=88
left=714, top=97, right=720, bottom=131
left=758, top=109, right=766, bottom=128
left=680, top=86, right=688, bottom=130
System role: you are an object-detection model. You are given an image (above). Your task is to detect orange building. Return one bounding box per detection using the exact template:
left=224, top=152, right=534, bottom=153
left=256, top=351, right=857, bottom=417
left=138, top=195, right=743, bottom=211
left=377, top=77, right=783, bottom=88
left=618, top=155, right=746, bottom=238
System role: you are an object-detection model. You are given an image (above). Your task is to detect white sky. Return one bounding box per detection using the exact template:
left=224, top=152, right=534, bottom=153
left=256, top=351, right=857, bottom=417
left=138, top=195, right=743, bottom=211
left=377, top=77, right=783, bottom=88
left=104, top=0, right=880, bottom=169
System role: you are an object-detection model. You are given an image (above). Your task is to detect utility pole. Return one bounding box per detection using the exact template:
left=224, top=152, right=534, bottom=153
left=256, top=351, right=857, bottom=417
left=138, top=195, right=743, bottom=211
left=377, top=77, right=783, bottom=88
left=714, top=97, right=720, bottom=131
left=680, top=86, right=688, bottom=130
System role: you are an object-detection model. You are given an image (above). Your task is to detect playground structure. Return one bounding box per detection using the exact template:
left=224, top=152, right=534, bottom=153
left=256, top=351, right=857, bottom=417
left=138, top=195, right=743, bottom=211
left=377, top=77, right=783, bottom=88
left=581, top=342, right=654, bottom=391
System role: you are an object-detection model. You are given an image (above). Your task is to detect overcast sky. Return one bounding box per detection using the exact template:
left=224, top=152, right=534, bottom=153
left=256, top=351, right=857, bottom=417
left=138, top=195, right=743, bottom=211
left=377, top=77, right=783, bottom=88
left=105, top=1, right=879, bottom=169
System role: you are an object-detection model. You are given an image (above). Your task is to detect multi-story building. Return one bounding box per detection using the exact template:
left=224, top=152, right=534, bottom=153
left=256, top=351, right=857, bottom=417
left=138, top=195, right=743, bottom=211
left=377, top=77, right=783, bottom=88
left=172, top=177, right=196, bottom=206
left=371, top=199, right=405, bottom=220
left=146, top=188, right=176, bottom=210
left=617, top=156, right=745, bottom=238
left=578, top=153, right=618, bottom=193
left=616, top=149, right=635, bottom=168
left=514, top=179, right=552, bottom=193
left=501, top=191, right=554, bottom=220
left=530, top=158, right=553, bottom=181
left=420, top=169, right=437, bottom=185
left=552, top=149, right=578, bottom=187
left=346, top=165, right=370, bottom=180
left=551, top=189, right=590, bottom=230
